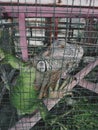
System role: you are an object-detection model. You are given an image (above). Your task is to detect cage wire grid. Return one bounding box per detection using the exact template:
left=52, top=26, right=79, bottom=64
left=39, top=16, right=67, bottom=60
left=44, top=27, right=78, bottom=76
left=0, top=0, right=98, bottom=130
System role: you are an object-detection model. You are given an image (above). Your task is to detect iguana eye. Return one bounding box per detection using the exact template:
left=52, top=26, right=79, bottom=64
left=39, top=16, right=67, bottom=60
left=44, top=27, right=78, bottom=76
left=36, top=60, right=51, bottom=72
left=37, top=60, right=46, bottom=72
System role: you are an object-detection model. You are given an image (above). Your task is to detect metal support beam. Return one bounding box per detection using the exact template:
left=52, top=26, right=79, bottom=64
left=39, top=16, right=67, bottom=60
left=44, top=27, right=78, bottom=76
left=18, top=13, right=28, bottom=61
left=79, top=79, right=98, bottom=93
left=2, top=5, right=98, bottom=18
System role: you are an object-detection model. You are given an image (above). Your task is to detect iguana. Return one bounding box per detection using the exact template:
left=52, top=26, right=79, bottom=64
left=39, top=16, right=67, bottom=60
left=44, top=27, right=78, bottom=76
left=0, top=49, right=47, bottom=119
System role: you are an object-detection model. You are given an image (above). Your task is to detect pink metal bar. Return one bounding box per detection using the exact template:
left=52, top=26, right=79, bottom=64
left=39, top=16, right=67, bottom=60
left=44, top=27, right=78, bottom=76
left=79, top=79, right=98, bottom=93
left=10, top=99, right=59, bottom=130
left=9, top=59, right=98, bottom=130
left=2, top=5, right=98, bottom=18
left=62, top=59, right=98, bottom=94
left=6, top=12, right=98, bottom=18
left=19, top=13, right=28, bottom=61
left=75, top=59, right=98, bottom=81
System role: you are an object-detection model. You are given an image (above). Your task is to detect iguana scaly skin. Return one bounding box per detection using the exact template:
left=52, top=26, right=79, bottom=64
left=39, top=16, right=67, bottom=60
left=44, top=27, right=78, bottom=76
left=0, top=49, right=47, bottom=116
left=10, top=65, right=38, bottom=115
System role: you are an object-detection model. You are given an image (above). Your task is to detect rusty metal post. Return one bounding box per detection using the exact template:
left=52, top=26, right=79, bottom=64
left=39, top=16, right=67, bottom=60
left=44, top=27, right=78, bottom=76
left=54, top=18, right=58, bottom=40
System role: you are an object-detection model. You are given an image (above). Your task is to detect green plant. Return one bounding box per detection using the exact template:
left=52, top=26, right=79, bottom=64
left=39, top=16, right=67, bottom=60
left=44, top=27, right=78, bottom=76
left=42, top=95, right=98, bottom=130
left=71, top=98, right=98, bottom=130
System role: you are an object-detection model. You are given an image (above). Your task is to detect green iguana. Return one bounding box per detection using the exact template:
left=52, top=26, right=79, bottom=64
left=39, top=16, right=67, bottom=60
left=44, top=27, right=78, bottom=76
left=0, top=49, right=47, bottom=119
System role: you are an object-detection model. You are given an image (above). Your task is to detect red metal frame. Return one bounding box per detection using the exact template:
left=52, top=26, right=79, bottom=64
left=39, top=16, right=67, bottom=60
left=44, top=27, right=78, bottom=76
left=1, top=5, right=98, bottom=18
left=1, top=4, right=98, bottom=61
left=18, top=13, right=28, bottom=61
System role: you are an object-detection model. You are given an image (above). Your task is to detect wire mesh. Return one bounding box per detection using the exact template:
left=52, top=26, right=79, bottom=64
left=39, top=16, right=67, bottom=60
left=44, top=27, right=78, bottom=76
left=0, top=0, right=98, bottom=130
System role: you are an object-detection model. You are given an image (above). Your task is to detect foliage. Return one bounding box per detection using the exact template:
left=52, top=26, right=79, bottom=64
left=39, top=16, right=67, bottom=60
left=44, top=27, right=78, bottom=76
left=67, top=98, right=98, bottom=130
left=40, top=95, right=98, bottom=130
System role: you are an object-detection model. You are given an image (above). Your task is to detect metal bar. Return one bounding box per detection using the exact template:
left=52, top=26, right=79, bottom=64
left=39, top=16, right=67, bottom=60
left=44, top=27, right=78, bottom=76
left=54, top=18, right=58, bottom=40
left=62, top=59, right=98, bottom=94
left=9, top=99, right=59, bottom=130
left=2, top=5, right=98, bottom=18
left=75, top=60, right=98, bottom=81
left=18, top=13, right=28, bottom=61
left=9, top=59, right=98, bottom=130
left=0, top=2, right=98, bottom=8
left=8, top=13, right=98, bottom=18
left=79, top=79, right=98, bottom=93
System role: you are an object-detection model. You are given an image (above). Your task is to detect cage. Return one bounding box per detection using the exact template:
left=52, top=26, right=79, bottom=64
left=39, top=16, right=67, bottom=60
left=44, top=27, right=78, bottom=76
left=0, top=0, right=98, bottom=130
